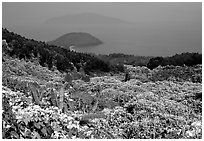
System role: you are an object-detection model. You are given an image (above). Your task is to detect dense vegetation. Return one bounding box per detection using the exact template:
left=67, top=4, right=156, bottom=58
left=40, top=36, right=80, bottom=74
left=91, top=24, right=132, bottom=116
left=98, top=52, right=202, bottom=71
left=147, top=53, right=202, bottom=70
left=2, top=28, right=114, bottom=74
left=98, top=53, right=152, bottom=67
left=2, top=55, right=202, bottom=139
left=2, top=28, right=202, bottom=139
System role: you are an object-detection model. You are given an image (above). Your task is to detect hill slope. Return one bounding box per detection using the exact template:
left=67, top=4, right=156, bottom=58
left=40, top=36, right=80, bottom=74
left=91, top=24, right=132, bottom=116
left=2, top=57, right=202, bottom=139
left=2, top=28, right=109, bottom=74
left=47, top=32, right=103, bottom=48
left=2, top=28, right=202, bottom=139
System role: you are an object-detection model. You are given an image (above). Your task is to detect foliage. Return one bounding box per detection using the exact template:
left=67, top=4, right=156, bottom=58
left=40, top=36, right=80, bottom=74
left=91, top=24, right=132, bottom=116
left=150, top=65, right=202, bottom=83
left=2, top=28, right=114, bottom=73
left=2, top=29, right=202, bottom=139
left=147, top=53, right=202, bottom=70
left=98, top=53, right=152, bottom=67
left=2, top=64, right=202, bottom=139
left=125, top=64, right=202, bottom=83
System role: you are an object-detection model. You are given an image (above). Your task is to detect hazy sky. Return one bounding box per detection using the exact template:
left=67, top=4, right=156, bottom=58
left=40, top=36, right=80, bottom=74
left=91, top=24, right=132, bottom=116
left=3, top=2, right=201, bottom=25
left=2, top=2, right=202, bottom=56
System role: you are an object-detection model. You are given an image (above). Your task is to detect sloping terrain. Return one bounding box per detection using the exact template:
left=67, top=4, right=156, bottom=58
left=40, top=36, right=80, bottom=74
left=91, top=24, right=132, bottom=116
left=2, top=53, right=202, bottom=139
left=2, top=28, right=202, bottom=139
left=2, top=28, right=111, bottom=74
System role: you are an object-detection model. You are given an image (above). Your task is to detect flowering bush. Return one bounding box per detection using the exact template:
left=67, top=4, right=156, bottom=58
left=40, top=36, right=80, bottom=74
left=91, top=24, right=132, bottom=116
left=2, top=58, right=202, bottom=139
left=150, top=65, right=202, bottom=83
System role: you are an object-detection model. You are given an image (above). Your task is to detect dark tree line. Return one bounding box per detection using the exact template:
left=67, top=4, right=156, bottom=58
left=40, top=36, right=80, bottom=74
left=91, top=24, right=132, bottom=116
left=98, top=53, right=152, bottom=67
left=4, top=28, right=200, bottom=73
left=147, top=53, right=202, bottom=70
left=2, top=28, right=117, bottom=74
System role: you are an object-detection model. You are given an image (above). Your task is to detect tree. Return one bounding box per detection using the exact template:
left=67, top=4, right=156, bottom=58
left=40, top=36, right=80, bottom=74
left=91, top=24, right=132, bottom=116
left=147, top=57, right=165, bottom=69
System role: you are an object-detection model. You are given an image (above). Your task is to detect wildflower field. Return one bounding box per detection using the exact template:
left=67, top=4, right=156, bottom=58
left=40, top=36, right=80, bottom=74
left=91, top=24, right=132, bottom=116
left=2, top=56, right=202, bottom=139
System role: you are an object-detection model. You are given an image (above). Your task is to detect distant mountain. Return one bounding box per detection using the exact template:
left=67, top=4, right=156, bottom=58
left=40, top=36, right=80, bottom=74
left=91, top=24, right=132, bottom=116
left=47, top=32, right=103, bottom=48
left=44, top=13, right=132, bottom=25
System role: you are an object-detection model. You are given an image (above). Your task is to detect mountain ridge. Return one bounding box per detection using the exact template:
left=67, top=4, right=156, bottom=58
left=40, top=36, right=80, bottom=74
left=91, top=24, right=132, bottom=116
left=44, top=12, right=133, bottom=25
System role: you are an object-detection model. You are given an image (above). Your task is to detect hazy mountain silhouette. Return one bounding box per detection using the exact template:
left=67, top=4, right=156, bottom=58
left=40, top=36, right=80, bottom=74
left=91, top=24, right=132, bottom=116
left=47, top=32, right=103, bottom=48
left=44, top=13, right=132, bottom=25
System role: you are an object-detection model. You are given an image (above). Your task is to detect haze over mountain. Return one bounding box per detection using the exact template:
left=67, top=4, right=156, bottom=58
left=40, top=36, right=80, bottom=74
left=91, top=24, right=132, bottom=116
left=44, top=13, right=132, bottom=25
left=47, top=32, right=103, bottom=48
left=2, top=2, right=202, bottom=56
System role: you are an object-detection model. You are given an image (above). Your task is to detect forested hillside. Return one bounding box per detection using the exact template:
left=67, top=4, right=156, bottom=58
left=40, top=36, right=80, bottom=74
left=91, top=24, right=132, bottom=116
left=2, top=28, right=115, bottom=74
left=2, top=28, right=202, bottom=139
left=147, top=53, right=202, bottom=70
left=98, top=53, right=152, bottom=67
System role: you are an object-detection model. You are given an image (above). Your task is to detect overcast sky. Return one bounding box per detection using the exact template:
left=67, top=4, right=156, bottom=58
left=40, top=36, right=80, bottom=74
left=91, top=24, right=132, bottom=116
left=3, top=2, right=201, bottom=25
left=2, top=2, right=202, bottom=56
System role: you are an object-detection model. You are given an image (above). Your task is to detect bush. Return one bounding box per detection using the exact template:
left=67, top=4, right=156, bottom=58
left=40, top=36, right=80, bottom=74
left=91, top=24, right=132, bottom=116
left=147, top=53, right=202, bottom=70
left=2, top=28, right=112, bottom=74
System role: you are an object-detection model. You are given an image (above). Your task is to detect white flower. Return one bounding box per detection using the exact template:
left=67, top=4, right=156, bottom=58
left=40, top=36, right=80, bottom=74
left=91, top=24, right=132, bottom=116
left=102, top=108, right=112, bottom=115
left=72, top=136, right=76, bottom=139
left=67, top=116, right=74, bottom=121
left=33, top=105, right=41, bottom=109
left=53, top=107, right=59, bottom=110
left=12, top=106, right=19, bottom=110
left=86, top=131, right=92, bottom=136
left=68, top=98, right=74, bottom=101
left=2, top=90, right=7, bottom=94
left=16, top=115, right=22, bottom=120
left=186, top=130, right=195, bottom=137
left=67, top=124, right=73, bottom=129
left=191, top=121, right=202, bottom=128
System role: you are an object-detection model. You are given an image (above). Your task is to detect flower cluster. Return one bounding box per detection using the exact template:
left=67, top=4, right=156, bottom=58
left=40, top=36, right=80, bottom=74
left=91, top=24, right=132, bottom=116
left=2, top=57, right=202, bottom=139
